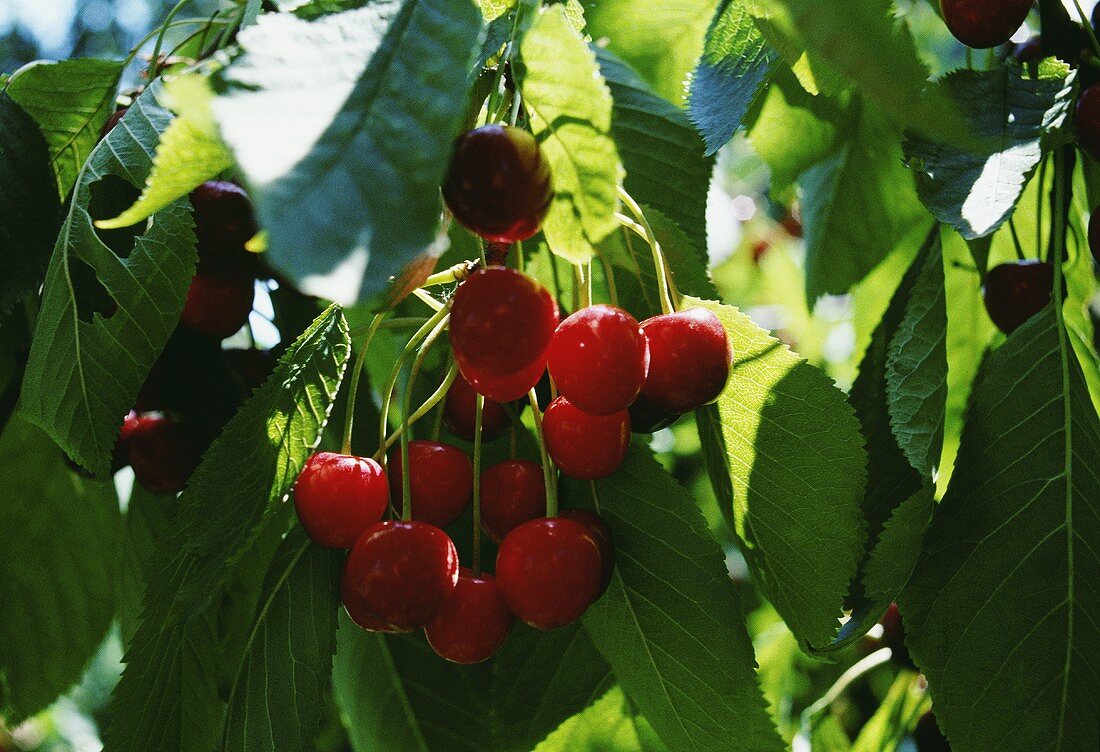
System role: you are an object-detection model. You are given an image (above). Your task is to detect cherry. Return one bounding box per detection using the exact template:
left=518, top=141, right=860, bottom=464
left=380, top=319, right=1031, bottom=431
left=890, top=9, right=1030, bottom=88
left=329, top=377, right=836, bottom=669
left=450, top=267, right=559, bottom=378
left=388, top=440, right=473, bottom=528
left=100, top=107, right=127, bottom=140
left=496, top=517, right=603, bottom=630
left=1012, top=36, right=1043, bottom=63
left=542, top=397, right=630, bottom=480
left=559, top=508, right=614, bottom=596
left=627, top=393, right=680, bottom=434
left=982, top=260, right=1054, bottom=334
left=640, top=308, right=731, bottom=414
left=546, top=305, right=649, bottom=416
left=880, top=603, right=916, bottom=670
left=342, top=520, right=459, bottom=630
left=463, top=357, right=545, bottom=403
left=480, top=459, right=545, bottom=544
left=223, top=347, right=279, bottom=396
left=127, top=414, right=205, bottom=495
left=939, top=0, right=1031, bottom=49
left=443, top=372, right=513, bottom=442
left=1076, top=84, right=1100, bottom=162
left=340, top=561, right=408, bottom=634
left=189, top=180, right=259, bottom=264
left=112, top=410, right=142, bottom=472
left=180, top=271, right=255, bottom=339
left=425, top=568, right=514, bottom=664
left=293, top=452, right=389, bottom=549
left=1089, top=209, right=1100, bottom=266
left=913, top=711, right=951, bottom=752
left=442, top=124, right=552, bottom=243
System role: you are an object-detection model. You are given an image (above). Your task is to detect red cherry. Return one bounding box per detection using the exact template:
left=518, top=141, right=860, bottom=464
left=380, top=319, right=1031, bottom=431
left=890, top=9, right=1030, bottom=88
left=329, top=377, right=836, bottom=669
left=627, top=393, right=680, bottom=434
left=1090, top=209, right=1100, bottom=267
left=100, top=108, right=126, bottom=140
left=112, top=410, right=142, bottom=472
left=223, top=347, right=279, bottom=395
left=442, top=124, right=552, bottom=243
left=180, top=271, right=255, bottom=339
left=449, top=267, right=559, bottom=377
left=546, top=305, right=649, bottom=416
left=939, top=0, right=1031, bottom=49
left=542, top=397, right=630, bottom=480
left=388, top=440, right=473, bottom=528
left=559, top=508, right=614, bottom=596
left=480, top=459, right=546, bottom=544
left=641, top=308, right=731, bottom=414
left=463, top=357, right=546, bottom=403
left=293, top=452, right=390, bottom=549
left=425, top=568, right=514, bottom=664
left=443, top=372, right=513, bottom=441
left=881, top=603, right=916, bottom=670
left=340, top=560, right=409, bottom=634
left=1012, top=36, right=1043, bottom=63
left=127, top=414, right=205, bottom=495
left=342, top=520, right=459, bottom=630
left=189, top=180, right=259, bottom=267
left=496, top=517, right=603, bottom=630
left=1077, top=85, right=1100, bottom=162
left=982, top=260, right=1054, bottom=334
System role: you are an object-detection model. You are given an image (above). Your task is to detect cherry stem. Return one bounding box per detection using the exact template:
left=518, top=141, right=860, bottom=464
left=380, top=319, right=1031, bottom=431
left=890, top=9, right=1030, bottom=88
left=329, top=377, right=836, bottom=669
left=148, top=0, right=192, bottom=79
left=472, top=394, right=485, bottom=576
left=398, top=315, right=451, bottom=521
left=799, top=647, right=894, bottom=740
left=341, top=313, right=386, bottom=455
left=382, top=362, right=458, bottom=453
left=1071, top=0, right=1100, bottom=59
left=348, top=317, right=427, bottom=338
left=527, top=389, right=558, bottom=517
left=598, top=254, right=619, bottom=307
left=422, top=261, right=478, bottom=288
left=617, top=186, right=677, bottom=314
left=1007, top=217, right=1026, bottom=261
left=516, top=239, right=526, bottom=274
left=1037, top=154, right=1048, bottom=258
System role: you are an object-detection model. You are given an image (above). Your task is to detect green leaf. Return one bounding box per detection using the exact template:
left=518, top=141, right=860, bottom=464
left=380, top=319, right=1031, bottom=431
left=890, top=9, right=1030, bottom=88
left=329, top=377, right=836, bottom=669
left=564, top=447, right=783, bottom=752
left=582, top=0, right=718, bottom=106
left=596, top=47, right=714, bottom=264
left=688, top=0, right=777, bottom=155
left=223, top=530, right=343, bottom=752
left=98, top=74, right=234, bottom=230
left=0, top=415, right=120, bottom=723
left=690, top=297, right=867, bottom=650
left=800, top=98, right=928, bottom=304
left=900, top=307, right=1100, bottom=752
left=533, top=687, right=669, bottom=752
left=0, top=92, right=64, bottom=315
left=849, top=673, right=930, bottom=752
left=213, top=1, right=483, bottom=306
left=5, top=59, right=123, bottom=199
left=518, top=5, right=622, bottom=264
left=904, top=61, right=1076, bottom=241
left=18, top=83, right=197, bottom=476
left=103, top=306, right=351, bottom=752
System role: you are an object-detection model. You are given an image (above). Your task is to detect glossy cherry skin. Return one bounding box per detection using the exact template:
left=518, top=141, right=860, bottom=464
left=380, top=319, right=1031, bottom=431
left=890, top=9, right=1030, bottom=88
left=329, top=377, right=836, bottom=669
left=449, top=267, right=560, bottom=378
left=880, top=603, right=916, bottom=670
left=480, top=459, right=546, bottom=544
left=543, top=397, right=630, bottom=480
left=340, top=559, right=409, bottom=634
left=342, top=520, right=459, bottom=630
left=127, top=414, right=205, bottom=495
left=464, top=357, right=545, bottom=403
left=496, top=517, right=603, bottom=630
left=627, top=393, right=680, bottom=434
left=641, top=308, right=731, bottom=414
left=112, top=410, right=142, bottom=472
left=388, top=441, right=473, bottom=528
left=560, top=508, right=614, bottom=596
left=1090, top=210, right=1100, bottom=266
left=1012, top=36, right=1043, bottom=63
left=293, top=452, right=390, bottom=549
left=982, top=260, right=1054, bottom=334
left=443, top=372, right=513, bottom=442
left=1077, top=85, right=1100, bottom=162
left=425, top=568, right=514, bottom=664
left=180, top=271, right=255, bottom=339
left=442, top=124, right=552, bottom=243
left=547, top=305, right=649, bottom=416
left=939, top=0, right=1031, bottom=49
left=189, top=180, right=259, bottom=264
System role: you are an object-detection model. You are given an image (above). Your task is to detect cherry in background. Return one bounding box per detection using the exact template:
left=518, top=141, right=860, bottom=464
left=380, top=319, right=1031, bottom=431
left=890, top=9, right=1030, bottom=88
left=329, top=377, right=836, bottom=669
left=496, top=517, right=603, bottom=630
left=1077, top=85, right=1100, bottom=163
left=880, top=603, right=916, bottom=670
left=389, top=440, right=473, bottom=528
left=939, top=0, right=1031, bottom=49
left=542, top=397, right=630, bottom=480
left=342, top=520, right=459, bottom=630
left=547, top=305, right=649, bottom=416
left=480, top=459, right=545, bottom=543
left=449, top=267, right=559, bottom=379
left=442, top=124, right=552, bottom=243
left=99, top=107, right=127, bottom=140
left=560, top=508, right=615, bottom=596
left=982, top=260, right=1054, bottom=334
left=641, top=308, right=731, bottom=414
left=443, top=372, right=513, bottom=441
left=425, top=568, right=514, bottom=664
left=294, top=452, right=389, bottom=549
left=180, top=271, right=255, bottom=339
left=189, top=180, right=259, bottom=270
left=127, top=414, right=205, bottom=495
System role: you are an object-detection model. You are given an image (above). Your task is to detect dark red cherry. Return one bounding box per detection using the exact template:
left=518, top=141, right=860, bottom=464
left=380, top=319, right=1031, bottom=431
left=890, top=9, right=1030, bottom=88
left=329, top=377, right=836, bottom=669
left=449, top=267, right=559, bottom=378
left=223, top=347, right=279, bottom=395
left=542, top=397, right=630, bottom=480
left=443, top=372, right=513, bottom=441
left=913, top=711, right=951, bottom=752
left=496, top=517, right=603, bottom=630
left=560, top=508, right=614, bottom=596
left=127, top=414, right=205, bottom=495
left=1012, top=35, right=1043, bottom=63
left=546, top=305, right=649, bottom=416
left=881, top=603, right=916, bottom=670
left=189, top=180, right=259, bottom=263
left=1089, top=209, right=1100, bottom=266
left=464, top=357, right=545, bottom=403
left=442, top=124, right=552, bottom=243
left=340, top=559, right=409, bottom=634
left=100, top=107, right=127, bottom=140
left=342, top=520, right=459, bottom=630
left=112, top=410, right=142, bottom=472
left=388, top=440, right=473, bottom=528
left=425, top=568, right=514, bottom=664
left=293, top=452, right=389, bottom=549
left=180, top=271, right=255, bottom=339
left=1077, top=85, right=1100, bottom=162
left=641, top=308, right=731, bottom=414
left=480, top=459, right=545, bottom=544
left=982, top=260, right=1054, bottom=334
left=627, top=393, right=680, bottom=434
left=940, top=0, right=1031, bottom=49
